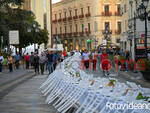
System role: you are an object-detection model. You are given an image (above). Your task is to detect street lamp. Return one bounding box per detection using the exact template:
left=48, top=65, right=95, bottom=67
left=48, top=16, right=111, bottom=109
left=137, top=0, right=150, bottom=59
left=27, top=22, right=39, bottom=52
left=103, top=26, right=112, bottom=50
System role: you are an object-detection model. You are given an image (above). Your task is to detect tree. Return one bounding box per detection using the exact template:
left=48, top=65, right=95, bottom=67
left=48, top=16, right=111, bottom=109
left=0, top=0, right=49, bottom=53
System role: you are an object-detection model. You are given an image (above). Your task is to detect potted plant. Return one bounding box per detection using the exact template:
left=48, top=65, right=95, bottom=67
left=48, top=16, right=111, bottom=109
left=139, top=59, right=150, bottom=81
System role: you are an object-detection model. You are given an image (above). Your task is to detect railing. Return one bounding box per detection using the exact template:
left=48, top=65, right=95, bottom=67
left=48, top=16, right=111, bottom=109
left=73, top=32, right=78, bottom=36
left=62, top=33, right=67, bottom=37
left=52, top=20, right=57, bottom=23
left=68, top=33, right=72, bottom=36
left=102, top=30, right=112, bottom=34
left=79, top=14, right=84, bottom=18
left=79, top=31, right=84, bottom=36
left=85, top=13, right=91, bottom=17
left=115, top=12, right=121, bottom=16
left=63, top=18, right=67, bottom=22
left=115, top=30, right=121, bottom=34
left=68, top=16, right=72, bottom=21
left=85, top=31, right=91, bottom=35
left=102, top=12, right=112, bottom=16
left=73, top=15, right=78, bottom=19
left=58, top=18, right=62, bottom=22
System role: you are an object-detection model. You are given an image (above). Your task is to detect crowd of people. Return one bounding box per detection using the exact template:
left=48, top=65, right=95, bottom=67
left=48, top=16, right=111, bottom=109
left=80, top=49, right=132, bottom=75
left=0, top=50, right=70, bottom=75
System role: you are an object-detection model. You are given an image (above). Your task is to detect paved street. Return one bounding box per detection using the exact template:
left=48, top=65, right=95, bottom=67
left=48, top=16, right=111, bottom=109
left=0, top=75, right=57, bottom=113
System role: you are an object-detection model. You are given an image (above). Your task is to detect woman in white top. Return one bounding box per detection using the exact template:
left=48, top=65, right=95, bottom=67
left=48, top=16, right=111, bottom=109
left=82, top=50, right=90, bottom=69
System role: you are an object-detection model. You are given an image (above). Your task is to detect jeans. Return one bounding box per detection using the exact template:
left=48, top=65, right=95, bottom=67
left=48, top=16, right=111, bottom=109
left=40, top=63, right=45, bottom=74
left=34, top=63, right=39, bottom=74
left=0, top=63, right=2, bottom=72
left=8, top=63, right=13, bottom=72
left=48, top=62, right=53, bottom=74
left=26, top=60, right=29, bottom=69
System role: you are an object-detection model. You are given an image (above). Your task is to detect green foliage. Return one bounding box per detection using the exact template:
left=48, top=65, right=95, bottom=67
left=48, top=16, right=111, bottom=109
left=136, top=92, right=149, bottom=101
left=0, top=0, right=49, bottom=49
left=137, top=59, right=150, bottom=72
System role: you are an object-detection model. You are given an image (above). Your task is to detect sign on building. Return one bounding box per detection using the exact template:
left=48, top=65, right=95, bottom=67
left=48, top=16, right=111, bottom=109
left=9, top=30, right=19, bottom=44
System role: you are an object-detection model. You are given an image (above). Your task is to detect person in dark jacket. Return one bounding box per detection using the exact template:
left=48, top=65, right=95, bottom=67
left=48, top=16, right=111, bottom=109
left=46, top=51, right=54, bottom=74
left=33, top=53, right=40, bottom=75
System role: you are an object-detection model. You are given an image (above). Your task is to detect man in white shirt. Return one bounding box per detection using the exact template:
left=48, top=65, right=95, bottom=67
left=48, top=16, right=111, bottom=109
left=82, top=50, right=90, bottom=69
left=0, top=53, right=4, bottom=73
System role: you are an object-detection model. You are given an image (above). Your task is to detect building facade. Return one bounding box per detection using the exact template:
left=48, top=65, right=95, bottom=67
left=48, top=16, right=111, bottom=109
left=121, top=0, right=150, bottom=59
left=52, top=0, right=121, bottom=51
left=52, top=0, right=93, bottom=51
left=23, top=0, right=52, bottom=48
left=93, top=0, right=121, bottom=49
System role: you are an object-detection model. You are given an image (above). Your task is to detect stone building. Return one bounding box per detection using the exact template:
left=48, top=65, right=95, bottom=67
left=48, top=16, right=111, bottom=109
left=52, top=0, right=121, bottom=51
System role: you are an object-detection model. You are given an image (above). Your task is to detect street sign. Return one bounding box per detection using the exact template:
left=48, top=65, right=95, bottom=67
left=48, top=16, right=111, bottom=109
left=9, top=30, right=19, bottom=44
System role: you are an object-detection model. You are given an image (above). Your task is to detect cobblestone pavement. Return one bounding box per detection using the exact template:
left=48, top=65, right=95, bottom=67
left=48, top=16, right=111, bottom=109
left=0, top=75, right=57, bottom=113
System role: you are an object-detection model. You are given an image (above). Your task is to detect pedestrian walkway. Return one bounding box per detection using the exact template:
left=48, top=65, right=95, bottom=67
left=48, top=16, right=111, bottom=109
left=0, top=75, right=57, bottom=113
left=0, top=67, right=34, bottom=86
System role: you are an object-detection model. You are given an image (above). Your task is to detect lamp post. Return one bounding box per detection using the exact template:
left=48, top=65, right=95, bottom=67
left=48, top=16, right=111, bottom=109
left=137, top=0, right=150, bottom=59
left=27, top=22, right=39, bottom=52
left=103, top=25, right=112, bottom=50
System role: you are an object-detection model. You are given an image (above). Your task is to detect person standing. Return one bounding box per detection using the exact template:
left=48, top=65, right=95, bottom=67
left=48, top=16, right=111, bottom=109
left=53, top=51, right=58, bottom=71
left=46, top=51, right=54, bottom=74
left=0, top=53, right=4, bottom=73
left=100, top=50, right=109, bottom=76
left=92, top=50, right=98, bottom=71
left=82, top=50, right=90, bottom=69
left=114, top=52, right=120, bottom=75
left=39, top=52, right=47, bottom=75
left=33, top=53, right=40, bottom=75
left=7, top=55, right=14, bottom=72
left=14, top=52, right=20, bottom=69
left=24, top=53, right=30, bottom=69
left=29, top=52, right=34, bottom=69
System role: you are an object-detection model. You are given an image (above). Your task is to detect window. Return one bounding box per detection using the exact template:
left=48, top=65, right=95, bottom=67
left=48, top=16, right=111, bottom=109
left=55, top=14, right=57, bottom=20
left=88, top=6, right=90, bottom=14
left=104, top=5, right=109, bottom=12
left=59, top=13, right=61, bottom=19
left=70, top=25, right=72, bottom=33
left=75, top=24, right=78, bottom=32
left=65, top=26, right=67, bottom=33
left=55, top=27, right=57, bottom=34
left=88, top=23, right=90, bottom=31
left=117, top=22, right=121, bottom=30
left=117, top=4, right=121, bottom=13
left=81, top=8, right=83, bottom=15
left=69, top=10, right=72, bottom=17
left=116, top=39, right=120, bottom=43
left=124, top=4, right=126, bottom=13
left=64, top=12, right=67, bottom=18
left=82, top=24, right=84, bottom=32
left=75, top=9, right=78, bottom=16
left=105, top=22, right=110, bottom=30
left=60, top=27, right=62, bottom=34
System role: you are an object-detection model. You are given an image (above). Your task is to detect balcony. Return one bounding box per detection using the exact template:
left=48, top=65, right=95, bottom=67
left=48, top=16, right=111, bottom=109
left=102, top=12, right=112, bottom=16
left=115, top=12, right=121, bottom=16
left=62, top=33, right=67, bottom=37
left=79, top=14, right=84, bottom=18
left=58, top=33, right=62, bottom=37
left=52, top=34, right=57, bottom=37
left=79, top=31, right=84, bottom=36
left=85, top=13, right=91, bottom=17
left=85, top=31, right=91, bottom=35
left=52, top=19, right=57, bottom=23
left=73, top=15, right=78, bottom=19
left=115, top=30, right=121, bottom=35
left=68, top=33, right=72, bottom=36
left=58, top=18, right=62, bottom=22
left=73, top=32, right=78, bottom=36
left=68, top=16, right=72, bottom=21
left=63, top=18, right=67, bottom=22
left=102, top=30, right=112, bottom=34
